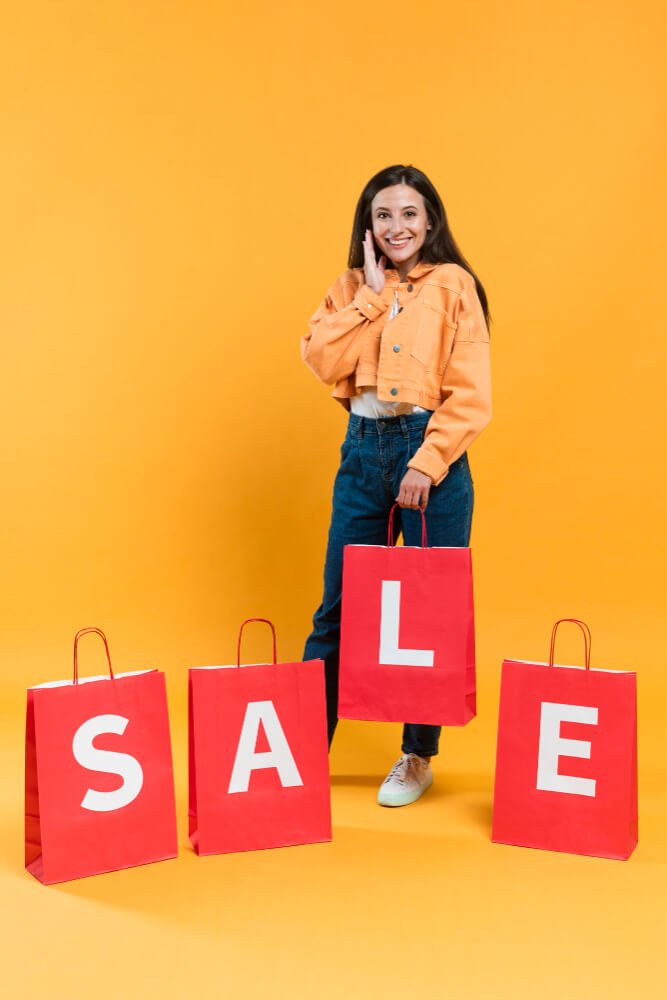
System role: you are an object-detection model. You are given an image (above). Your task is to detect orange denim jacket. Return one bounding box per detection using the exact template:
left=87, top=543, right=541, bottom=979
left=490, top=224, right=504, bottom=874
left=300, top=259, right=492, bottom=486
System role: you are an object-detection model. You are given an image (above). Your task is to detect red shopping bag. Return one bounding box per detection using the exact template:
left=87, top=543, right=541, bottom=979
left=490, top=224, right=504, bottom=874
left=189, top=618, right=331, bottom=855
left=25, top=628, right=178, bottom=884
left=492, top=619, right=638, bottom=860
left=338, top=504, right=476, bottom=725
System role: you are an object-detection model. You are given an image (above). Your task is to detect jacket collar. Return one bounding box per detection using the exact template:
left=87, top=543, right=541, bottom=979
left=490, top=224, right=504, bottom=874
left=384, top=259, right=440, bottom=281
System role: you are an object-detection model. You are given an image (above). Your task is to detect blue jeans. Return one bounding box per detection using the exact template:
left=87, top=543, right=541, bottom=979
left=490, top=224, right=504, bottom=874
left=303, top=409, right=474, bottom=758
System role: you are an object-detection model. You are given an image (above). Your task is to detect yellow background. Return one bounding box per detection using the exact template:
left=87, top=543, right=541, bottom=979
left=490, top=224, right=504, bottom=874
left=1, top=1, right=666, bottom=996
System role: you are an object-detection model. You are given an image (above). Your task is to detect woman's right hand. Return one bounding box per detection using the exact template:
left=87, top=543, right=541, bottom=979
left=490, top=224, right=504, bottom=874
left=363, top=228, right=386, bottom=294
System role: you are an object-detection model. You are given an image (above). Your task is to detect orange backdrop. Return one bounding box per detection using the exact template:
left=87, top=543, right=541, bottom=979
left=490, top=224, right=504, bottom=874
left=1, top=2, right=666, bottom=997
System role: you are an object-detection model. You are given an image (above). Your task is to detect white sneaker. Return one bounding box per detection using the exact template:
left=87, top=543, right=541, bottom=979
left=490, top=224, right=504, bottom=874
left=377, top=753, right=433, bottom=807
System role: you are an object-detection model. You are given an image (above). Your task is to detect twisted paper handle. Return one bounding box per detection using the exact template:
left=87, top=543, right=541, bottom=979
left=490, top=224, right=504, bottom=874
left=387, top=502, right=428, bottom=547
left=236, top=618, right=278, bottom=668
left=548, top=619, right=592, bottom=670
left=73, top=627, right=115, bottom=684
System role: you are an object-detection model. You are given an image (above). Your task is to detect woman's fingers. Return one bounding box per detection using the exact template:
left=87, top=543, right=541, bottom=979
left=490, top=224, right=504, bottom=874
left=396, top=469, right=432, bottom=509
left=364, top=230, right=375, bottom=262
left=363, top=229, right=373, bottom=278
left=363, top=229, right=384, bottom=293
left=397, top=488, right=429, bottom=509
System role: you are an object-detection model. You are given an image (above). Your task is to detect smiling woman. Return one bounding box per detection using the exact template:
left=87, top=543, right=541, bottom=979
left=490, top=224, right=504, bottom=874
left=300, top=163, right=492, bottom=808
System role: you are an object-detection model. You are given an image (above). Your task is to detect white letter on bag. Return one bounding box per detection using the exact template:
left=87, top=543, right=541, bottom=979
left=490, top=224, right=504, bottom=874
left=536, top=702, right=598, bottom=797
left=228, top=700, right=303, bottom=794
left=379, top=579, right=434, bottom=667
left=72, top=714, right=144, bottom=812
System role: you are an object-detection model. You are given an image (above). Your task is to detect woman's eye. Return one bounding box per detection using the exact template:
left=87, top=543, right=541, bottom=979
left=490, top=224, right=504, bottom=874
left=376, top=210, right=417, bottom=219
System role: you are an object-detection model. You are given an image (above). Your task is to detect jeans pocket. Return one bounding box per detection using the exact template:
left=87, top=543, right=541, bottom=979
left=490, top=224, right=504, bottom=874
left=340, top=435, right=352, bottom=462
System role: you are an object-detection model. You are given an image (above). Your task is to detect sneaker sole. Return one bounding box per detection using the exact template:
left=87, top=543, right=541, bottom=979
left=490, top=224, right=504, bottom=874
left=377, top=773, right=433, bottom=807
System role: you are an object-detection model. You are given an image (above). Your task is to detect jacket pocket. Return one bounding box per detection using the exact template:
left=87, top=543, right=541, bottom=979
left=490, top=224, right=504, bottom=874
left=409, top=300, right=456, bottom=377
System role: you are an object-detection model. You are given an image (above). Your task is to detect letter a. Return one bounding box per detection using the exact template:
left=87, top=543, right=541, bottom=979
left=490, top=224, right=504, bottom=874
left=228, top=700, right=303, bottom=794
left=378, top=579, right=435, bottom=667
left=72, top=714, right=144, bottom=812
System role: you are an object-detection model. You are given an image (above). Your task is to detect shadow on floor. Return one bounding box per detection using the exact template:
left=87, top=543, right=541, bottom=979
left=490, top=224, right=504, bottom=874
left=330, top=774, right=379, bottom=788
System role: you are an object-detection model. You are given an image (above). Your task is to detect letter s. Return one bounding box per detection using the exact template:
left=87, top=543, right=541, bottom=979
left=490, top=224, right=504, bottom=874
left=72, top=714, right=144, bottom=812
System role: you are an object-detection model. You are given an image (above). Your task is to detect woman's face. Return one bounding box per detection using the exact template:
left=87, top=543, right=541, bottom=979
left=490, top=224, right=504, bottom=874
left=370, top=184, right=430, bottom=276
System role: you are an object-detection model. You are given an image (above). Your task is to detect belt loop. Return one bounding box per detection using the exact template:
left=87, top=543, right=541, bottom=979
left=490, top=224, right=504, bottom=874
left=357, top=416, right=364, bottom=439
left=399, top=414, right=408, bottom=439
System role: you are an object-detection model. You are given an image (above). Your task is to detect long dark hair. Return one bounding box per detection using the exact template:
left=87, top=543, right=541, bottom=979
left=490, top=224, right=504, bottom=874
left=348, top=164, right=491, bottom=328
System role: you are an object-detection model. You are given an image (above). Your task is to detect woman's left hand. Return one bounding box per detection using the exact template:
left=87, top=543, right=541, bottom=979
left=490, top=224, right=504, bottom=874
left=396, top=469, right=432, bottom=509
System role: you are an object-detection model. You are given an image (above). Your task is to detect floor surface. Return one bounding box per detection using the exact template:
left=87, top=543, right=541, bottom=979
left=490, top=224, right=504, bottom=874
left=3, top=693, right=664, bottom=1000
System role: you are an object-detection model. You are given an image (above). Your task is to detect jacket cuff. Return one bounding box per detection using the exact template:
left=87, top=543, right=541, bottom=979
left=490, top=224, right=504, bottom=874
left=407, top=448, right=449, bottom=487
left=352, top=284, right=388, bottom=321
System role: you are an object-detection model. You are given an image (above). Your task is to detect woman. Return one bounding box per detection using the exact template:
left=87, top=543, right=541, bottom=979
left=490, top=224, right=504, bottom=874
left=301, top=164, right=492, bottom=807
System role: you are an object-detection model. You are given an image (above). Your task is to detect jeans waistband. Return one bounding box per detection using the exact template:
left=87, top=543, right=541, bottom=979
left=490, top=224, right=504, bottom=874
left=347, top=410, right=434, bottom=437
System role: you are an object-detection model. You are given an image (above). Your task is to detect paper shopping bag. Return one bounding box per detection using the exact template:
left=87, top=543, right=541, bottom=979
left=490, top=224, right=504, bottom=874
left=189, top=618, right=331, bottom=855
left=338, top=504, right=476, bottom=725
left=25, top=628, right=178, bottom=884
left=492, top=619, right=638, bottom=860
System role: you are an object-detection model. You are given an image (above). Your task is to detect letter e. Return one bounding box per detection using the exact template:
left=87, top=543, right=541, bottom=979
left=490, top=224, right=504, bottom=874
left=536, top=701, right=598, bottom=797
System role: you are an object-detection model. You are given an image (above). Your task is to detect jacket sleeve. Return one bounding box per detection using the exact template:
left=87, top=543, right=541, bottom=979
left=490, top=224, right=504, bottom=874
left=406, top=277, right=492, bottom=487
left=300, top=275, right=389, bottom=384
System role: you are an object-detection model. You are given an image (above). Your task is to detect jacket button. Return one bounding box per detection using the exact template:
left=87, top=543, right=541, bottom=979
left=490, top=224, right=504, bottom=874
left=393, top=344, right=401, bottom=352
left=390, top=387, right=398, bottom=396
left=399, top=306, right=404, bottom=312
left=407, top=283, right=414, bottom=292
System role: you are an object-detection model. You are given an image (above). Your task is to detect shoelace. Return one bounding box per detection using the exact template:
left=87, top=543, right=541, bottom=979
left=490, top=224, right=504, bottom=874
left=385, top=755, right=410, bottom=785
left=384, top=754, right=429, bottom=787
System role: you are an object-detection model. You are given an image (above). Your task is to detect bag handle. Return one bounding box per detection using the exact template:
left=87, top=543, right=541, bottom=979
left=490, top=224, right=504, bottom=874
left=387, top=502, right=428, bottom=547
left=237, top=618, right=277, bottom=668
left=73, top=627, right=115, bottom=684
left=548, top=619, right=592, bottom=671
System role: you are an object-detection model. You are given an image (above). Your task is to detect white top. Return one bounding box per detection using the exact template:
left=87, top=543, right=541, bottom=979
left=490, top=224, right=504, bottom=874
left=350, top=289, right=428, bottom=419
